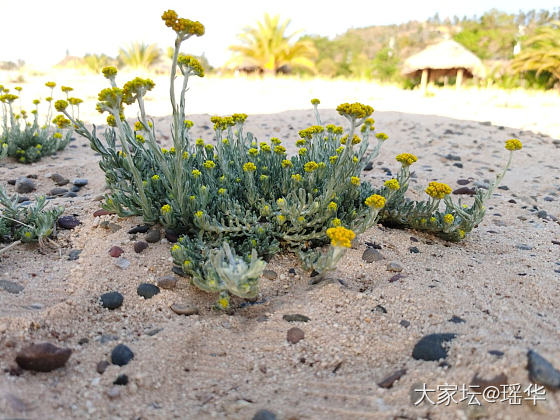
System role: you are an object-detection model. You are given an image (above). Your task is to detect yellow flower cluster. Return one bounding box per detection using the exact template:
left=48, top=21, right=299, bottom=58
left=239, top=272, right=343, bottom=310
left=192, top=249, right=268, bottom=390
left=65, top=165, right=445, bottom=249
left=425, top=181, right=452, bottom=199
left=336, top=102, right=373, bottom=119
left=68, top=97, right=83, bottom=106
left=248, top=147, right=259, bottom=156
left=350, top=176, right=360, bottom=186
left=376, top=132, right=388, bottom=141
left=45, top=81, right=56, bottom=88
left=177, top=55, right=205, bottom=77
left=210, top=115, right=235, bottom=131
left=384, top=179, right=400, bottom=190
left=299, top=125, right=324, bottom=139
left=365, top=194, right=386, bottom=209
left=203, top=160, right=215, bottom=169
left=396, top=153, right=417, bottom=166
left=152, top=174, right=160, bottom=181
left=232, top=113, right=248, bottom=124
left=328, top=201, right=338, bottom=211
left=192, top=169, right=201, bottom=177
left=162, top=10, right=205, bottom=36
left=274, top=145, right=286, bottom=154
left=281, top=159, right=292, bottom=168
left=326, top=226, right=355, bottom=248
left=0, top=94, right=18, bottom=103
left=102, top=66, right=118, bottom=79
left=54, top=99, right=68, bottom=112
left=291, top=174, right=302, bottom=182
left=326, top=124, right=344, bottom=135
left=97, top=87, right=123, bottom=111
left=61, top=86, right=73, bottom=93
left=52, top=115, right=71, bottom=129
left=122, top=77, right=155, bottom=105
left=298, top=148, right=307, bottom=155
left=161, top=204, right=172, bottom=214
left=243, top=162, right=257, bottom=172
left=443, top=214, right=454, bottom=224
left=304, top=161, right=319, bottom=172
left=505, top=139, right=522, bottom=151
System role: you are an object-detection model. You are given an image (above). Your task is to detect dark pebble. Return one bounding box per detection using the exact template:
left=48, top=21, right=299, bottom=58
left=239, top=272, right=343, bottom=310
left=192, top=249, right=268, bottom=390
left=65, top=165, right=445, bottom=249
left=128, top=224, right=150, bottom=234
left=252, top=409, right=277, bottom=420
left=63, top=192, right=78, bottom=198
left=157, top=276, right=177, bottom=289
left=373, top=304, right=387, bottom=314
left=262, top=269, right=277, bottom=280
left=498, top=185, right=509, bottom=190
left=15, top=342, right=72, bottom=372
left=456, top=179, right=470, bottom=185
left=287, top=327, right=305, bottom=344
left=78, top=338, right=89, bottom=345
left=145, top=228, right=161, bottom=243
left=50, top=174, right=69, bottom=186
left=70, top=185, right=81, bottom=192
left=453, top=186, right=476, bottom=195
left=537, top=210, right=548, bottom=219
left=96, top=360, right=110, bottom=374
left=133, top=241, right=149, bottom=253
left=172, top=266, right=188, bottom=277
left=93, top=209, right=113, bottom=217
left=363, top=162, right=373, bottom=171
left=7, top=179, right=16, bottom=185
left=164, top=229, right=179, bottom=243
left=453, top=163, right=463, bottom=168
left=448, top=315, right=466, bottom=324
left=113, top=374, right=129, bottom=385
left=288, top=268, right=296, bottom=275
left=409, top=246, right=420, bottom=253
left=283, top=314, right=311, bottom=322
left=72, top=178, right=88, bottom=187
left=100, top=291, right=124, bottom=309
left=111, top=344, right=134, bottom=366
left=0, top=279, right=24, bottom=294
left=362, top=248, right=383, bottom=262
left=527, top=350, right=560, bottom=389
left=68, top=249, right=82, bottom=260
left=49, top=187, right=68, bottom=196
left=445, top=154, right=461, bottom=161
left=488, top=350, right=504, bottom=357
left=15, top=177, right=36, bottom=193
left=17, top=195, right=30, bottom=203
left=412, top=333, right=457, bottom=361
left=400, top=320, right=410, bottom=328
left=377, top=368, right=407, bottom=389
left=137, top=283, right=160, bottom=299
left=57, top=215, right=80, bottom=229
left=109, top=246, right=124, bottom=258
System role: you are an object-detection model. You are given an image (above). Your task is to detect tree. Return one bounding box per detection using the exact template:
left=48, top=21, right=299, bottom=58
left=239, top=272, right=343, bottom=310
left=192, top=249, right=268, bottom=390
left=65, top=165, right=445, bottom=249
left=512, top=21, right=560, bottom=87
left=228, top=14, right=317, bottom=75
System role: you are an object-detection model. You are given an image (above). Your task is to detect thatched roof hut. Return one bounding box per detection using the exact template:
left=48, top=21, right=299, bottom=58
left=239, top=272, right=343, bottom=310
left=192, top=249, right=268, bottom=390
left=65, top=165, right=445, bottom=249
left=403, top=39, right=485, bottom=90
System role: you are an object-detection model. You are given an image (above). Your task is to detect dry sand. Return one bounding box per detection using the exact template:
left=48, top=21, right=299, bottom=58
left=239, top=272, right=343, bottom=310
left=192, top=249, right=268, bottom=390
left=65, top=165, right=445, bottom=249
left=1, top=76, right=560, bottom=419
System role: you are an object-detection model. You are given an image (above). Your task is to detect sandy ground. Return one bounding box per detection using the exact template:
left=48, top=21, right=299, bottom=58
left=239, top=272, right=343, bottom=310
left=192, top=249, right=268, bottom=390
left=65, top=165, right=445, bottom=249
left=1, top=76, right=560, bottom=419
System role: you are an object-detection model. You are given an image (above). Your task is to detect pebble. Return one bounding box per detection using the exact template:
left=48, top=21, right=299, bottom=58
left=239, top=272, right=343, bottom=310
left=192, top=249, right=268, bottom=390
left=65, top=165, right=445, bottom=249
left=128, top=224, right=150, bottom=234
left=527, top=350, right=560, bottom=389
left=133, top=241, right=149, bottom=253
left=400, top=320, right=410, bottom=328
left=373, top=304, right=387, bottom=314
left=283, top=314, right=310, bottom=322
left=113, top=374, right=129, bottom=385
left=49, top=187, right=68, bottom=196
left=387, top=261, right=403, bottom=272
left=145, top=228, right=161, bottom=243
left=448, top=315, right=466, bottom=324
left=471, top=372, right=508, bottom=390
left=93, top=209, right=113, bottom=217
left=252, top=409, right=277, bottom=420
left=108, top=246, right=124, bottom=258
left=377, top=368, right=407, bottom=389
left=287, top=327, right=305, bottom=344
left=445, top=153, right=461, bottom=161
left=488, top=350, right=504, bottom=357
left=453, top=186, right=476, bottom=195
left=157, top=276, right=177, bottom=289
left=262, top=269, right=278, bottom=280
left=137, top=283, right=160, bottom=299
left=50, top=174, right=69, bottom=186
left=68, top=249, right=82, bottom=260
left=100, top=292, right=124, bottom=310
left=73, top=178, right=88, bottom=187
left=63, top=192, right=78, bottom=198
left=362, top=248, right=384, bottom=263
left=114, top=257, right=130, bottom=270
left=106, top=386, right=121, bottom=399
left=15, top=177, right=36, bottom=194
left=412, top=333, right=457, bottom=361
left=111, top=344, right=134, bottom=366
left=409, top=246, right=420, bottom=253
left=456, top=179, right=471, bottom=185
left=165, top=229, right=179, bottom=243
left=57, top=215, right=80, bottom=229
left=537, top=210, right=548, bottom=219
left=170, top=303, right=199, bottom=316
left=516, top=244, right=533, bottom=251
left=96, top=360, right=110, bottom=374
left=15, top=342, right=72, bottom=372
left=0, top=279, right=24, bottom=294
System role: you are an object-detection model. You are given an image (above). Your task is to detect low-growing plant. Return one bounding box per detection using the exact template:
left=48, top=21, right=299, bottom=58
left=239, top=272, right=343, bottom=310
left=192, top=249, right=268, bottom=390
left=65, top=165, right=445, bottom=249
left=0, top=186, right=63, bottom=252
left=0, top=83, right=76, bottom=163
left=61, top=10, right=522, bottom=309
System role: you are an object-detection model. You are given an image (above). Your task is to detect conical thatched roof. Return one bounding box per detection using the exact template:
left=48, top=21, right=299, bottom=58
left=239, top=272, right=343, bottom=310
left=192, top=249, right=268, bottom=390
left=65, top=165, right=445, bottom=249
left=403, top=39, right=485, bottom=77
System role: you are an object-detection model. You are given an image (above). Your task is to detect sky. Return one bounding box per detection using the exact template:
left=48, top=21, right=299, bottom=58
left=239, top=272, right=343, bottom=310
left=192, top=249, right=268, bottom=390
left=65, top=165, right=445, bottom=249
left=0, top=0, right=559, bottom=69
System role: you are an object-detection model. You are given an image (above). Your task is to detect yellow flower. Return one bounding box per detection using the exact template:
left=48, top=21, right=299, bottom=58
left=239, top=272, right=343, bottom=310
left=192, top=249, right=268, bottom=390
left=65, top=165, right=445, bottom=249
left=376, top=132, right=388, bottom=141
left=196, top=138, right=204, bottom=146
left=53, top=132, right=62, bottom=139
left=192, top=169, right=201, bottom=177
left=336, top=102, right=373, bottom=119
left=365, top=194, right=385, bottom=209
left=336, top=146, right=344, bottom=154
left=274, top=145, right=286, bottom=154
left=291, top=174, right=301, bottom=182
left=505, top=139, right=522, bottom=151
left=243, top=162, right=257, bottom=172
left=458, top=229, right=465, bottom=238
left=281, top=159, right=292, bottom=168
left=328, top=201, right=337, bottom=211
left=205, top=144, right=214, bottom=152
left=329, top=155, right=338, bottom=164
left=171, top=244, right=180, bottom=252
left=195, top=210, right=203, bottom=218
left=54, top=100, right=68, bottom=112
left=396, top=153, right=418, bottom=166
left=183, top=151, right=189, bottom=159
left=184, top=119, right=194, bottom=128
left=443, top=214, right=454, bottom=224
left=190, top=195, right=196, bottom=201
left=218, top=188, right=226, bottom=194
left=298, top=147, right=308, bottom=155
left=136, top=134, right=145, bottom=143
left=311, top=98, right=320, bottom=105
left=277, top=215, right=286, bottom=223
left=353, top=156, right=358, bottom=163
left=326, top=226, right=356, bottom=248
left=222, top=138, right=229, bottom=145
left=161, top=204, right=172, bottom=214
left=260, top=174, right=269, bottom=181
left=33, top=99, right=40, bottom=105
left=248, top=148, right=259, bottom=156
left=45, top=81, right=56, bottom=88
left=331, top=218, right=341, bottom=227
left=318, top=162, right=326, bottom=169
left=218, top=296, right=229, bottom=309
left=203, top=160, right=215, bottom=169
left=304, top=161, right=319, bottom=172
left=350, top=176, right=360, bottom=186
left=296, top=139, right=306, bottom=147
left=271, top=137, right=281, bottom=145
left=102, top=66, right=118, bottom=79
left=384, top=179, right=400, bottom=190
left=161, top=148, right=168, bottom=154
left=425, top=181, right=452, bottom=199
left=52, top=115, right=71, bottom=129
left=134, top=121, right=144, bottom=131
left=61, top=85, right=73, bottom=93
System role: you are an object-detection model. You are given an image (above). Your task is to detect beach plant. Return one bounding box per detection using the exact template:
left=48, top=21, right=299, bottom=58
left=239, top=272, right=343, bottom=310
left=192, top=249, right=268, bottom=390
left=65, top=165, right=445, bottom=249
left=118, top=42, right=161, bottom=70
left=61, top=10, right=522, bottom=309
left=0, top=83, right=76, bottom=163
left=0, top=186, right=63, bottom=252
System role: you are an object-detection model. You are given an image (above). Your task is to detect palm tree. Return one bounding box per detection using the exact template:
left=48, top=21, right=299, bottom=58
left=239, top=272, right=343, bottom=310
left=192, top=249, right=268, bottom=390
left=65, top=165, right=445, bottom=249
left=229, top=14, right=317, bottom=75
left=512, top=21, right=560, bottom=87
left=118, top=42, right=161, bottom=70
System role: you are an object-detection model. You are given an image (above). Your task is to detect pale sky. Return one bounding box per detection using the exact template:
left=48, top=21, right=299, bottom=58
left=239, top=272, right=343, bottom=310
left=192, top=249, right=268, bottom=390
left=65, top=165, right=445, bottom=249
left=1, top=0, right=558, bottom=68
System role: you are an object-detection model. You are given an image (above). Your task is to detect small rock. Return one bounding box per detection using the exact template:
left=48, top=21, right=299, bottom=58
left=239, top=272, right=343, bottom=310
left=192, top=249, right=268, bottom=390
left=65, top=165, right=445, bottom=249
left=15, top=177, right=36, bottom=194
left=253, top=409, right=277, bottom=420
left=288, top=268, right=297, bottom=276
left=50, top=174, right=69, bottom=186
left=389, top=274, right=405, bottom=283
left=453, top=186, right=476, bottom=195
left=137, top=283, right=160, bottom=299
left=400, top=320, right=410, bottom=328
left=100, top=292, right=124, bottom=310
left=474, top=181, right=489, bottom=190
left=145, top=228, right=161, bottom=243
left=448, top=315, right=466, bottom=324
left=0, top=279, right=24, bottom=294
left=283, top=314, right=311, bottom=322
left=15, top=342, right=72, bottom=372
left=262, top=269, right=278, bottom=280
left=172, top=266, right=188, bottom=277
left=113, top=374, right=129, bottom=385
left=363, top=162, right=373, bottom=171
left=387, top=261, right=403, bottom=272
left=93, top=209, right=113, bottom=217
left=78, top=338, right=89, bottom=345
left=133, top=241, right=149, bottom=253
left=377, top=368, right=407, bottom=389
left=49, top=187, right=68, bottom=196
left=63, top=192, right=78, bottom=198
left=164, top=229, right=179, bottom=243
left=409, top=246, right=420, bottom=254
left=362, top=248, right=383, bottom=263
left=114, top=257, right=130, bottom=270
left=516, top=243, right=533, bottom=251
left=537, top=210, right=548, bottom=219
left=527, top=350, right=560, bottom=389
left=111, top=344, right=134, bottom=366
left=58, top=215, right=80, bottom=229
left=68, top=249, right=82, bottom=260
left=70, top=185, right=80, bottom=192
left=445, top=153, right=461, bottom=161
left=96, top=360, right=110, bottom=374
left=128, top=224, right=150, bottom=234
left=471, top=372, right=508, bottom=391
left=488, top=350, right=504, bottom=357
left=457, top=179, right=470, bottom=185
left=73, top=178, right=88, bottom=187
left=373, top=304, right=387, bottom=314
left=170, top=303, right=199, bottom=316
left=287, top=327, right=305, bottom=344
left=157, top=276, right=177, bottom=289
left=106, top=386, right=121, bottom=399
left=412, top=333, right=457, bottom=361
left=108, top=246, right=124, bottom=258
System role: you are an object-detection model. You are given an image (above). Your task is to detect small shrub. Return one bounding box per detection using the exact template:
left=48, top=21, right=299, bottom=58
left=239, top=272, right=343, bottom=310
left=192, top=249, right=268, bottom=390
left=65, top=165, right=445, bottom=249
left=0, top=83, right=76, bottom=163
left=62, top=10, right=522, bottom=309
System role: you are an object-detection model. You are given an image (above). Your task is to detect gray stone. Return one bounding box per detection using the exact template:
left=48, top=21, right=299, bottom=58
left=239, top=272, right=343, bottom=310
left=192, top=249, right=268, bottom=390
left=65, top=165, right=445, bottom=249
left=157, top=276, right=177, bottom=289
left=137, top=283, right=160, bottom=299
left=50, top=173, right=69, bottom=186
left=72, top=178, right=88, bottom=187
left=170, top=303, right=199, bottom=316
left=412, top=333, right=457, bottom=361
left=0, top=279, right=24, bottom=294
left=100, top=292, right=123, bottom=309
left=111, top=344, right=134, bottom=366
left=387, top=261, right=403, bottom=272
left=15, top=177, right=36, bottom=194
left=262, top=269, right=277, bottom=280
left=283, top=314, right=310, bottom=322
left=253, top=409, right=277, bottom=420
left=15, top=342, right=72, bottom=372
left=362, top=248, right=384, bottom=263
left=287, top=327, right=304, bottom=344
left=145, top=228, right=161, bottom=243
left=527, top=350, right=560, bottom=389
left=114, top=257, right=130, bottom=270
left=49, top=187, right=68, bottom=196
